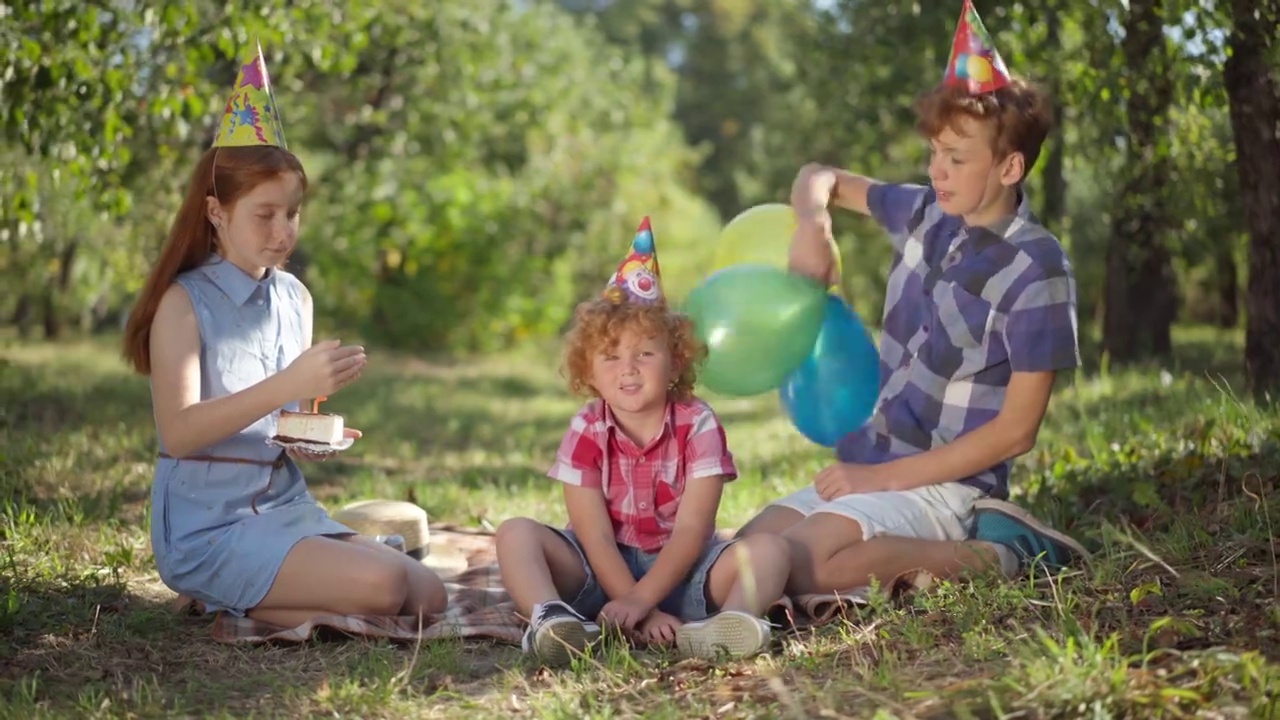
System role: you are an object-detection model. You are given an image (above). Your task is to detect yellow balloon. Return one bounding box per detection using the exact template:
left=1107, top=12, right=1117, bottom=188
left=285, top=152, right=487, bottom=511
left=711, top=203, right=843, bottom=288
left=966, top=55, right=993, bottom=83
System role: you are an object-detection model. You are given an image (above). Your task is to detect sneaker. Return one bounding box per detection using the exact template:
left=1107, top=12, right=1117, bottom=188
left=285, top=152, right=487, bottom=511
left=521, top=600, right=601, bottom=666
left=969, top=498, right=1091, bottom=575
left=676, top=610, right=771, bottom=660
left=374, top=534, right=406, bottom=553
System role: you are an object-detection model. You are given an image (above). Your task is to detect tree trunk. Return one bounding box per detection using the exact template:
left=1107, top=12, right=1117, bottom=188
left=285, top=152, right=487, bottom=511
left=12, top=293, right=34, bottom=338
left=1102, top=0, right=1177, bottom=363
left=1214, top=240, right=1239, bottom=328
left=1040, top=2, right=1067, bottom=233
left=40, top=239, right=79, bottom=340
left=1224, top=0, right=1280, bottom=400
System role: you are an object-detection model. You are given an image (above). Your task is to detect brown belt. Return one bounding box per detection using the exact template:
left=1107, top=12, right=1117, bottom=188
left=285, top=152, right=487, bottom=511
left=158, top=451, right=287, bottom=468
left=158, top=450, right=289, bottom=514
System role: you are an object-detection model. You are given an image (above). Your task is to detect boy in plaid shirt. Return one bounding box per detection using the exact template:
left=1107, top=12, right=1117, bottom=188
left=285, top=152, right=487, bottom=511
left=739, top=1, right=1088, bottom=594
left=496, top=218, right=789, bottom=666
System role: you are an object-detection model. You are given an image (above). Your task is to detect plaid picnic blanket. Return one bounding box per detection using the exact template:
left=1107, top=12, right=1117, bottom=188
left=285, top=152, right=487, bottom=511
left=181, top=526, right=922, bottom=645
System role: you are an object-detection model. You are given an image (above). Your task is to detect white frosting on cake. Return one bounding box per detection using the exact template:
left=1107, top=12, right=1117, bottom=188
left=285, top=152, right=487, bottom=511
left=277, top=411, right=345, bottom=445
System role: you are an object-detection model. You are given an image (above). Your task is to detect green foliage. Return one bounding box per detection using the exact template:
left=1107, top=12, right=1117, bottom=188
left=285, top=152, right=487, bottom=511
left=0, top=0, right=1267, bottom=361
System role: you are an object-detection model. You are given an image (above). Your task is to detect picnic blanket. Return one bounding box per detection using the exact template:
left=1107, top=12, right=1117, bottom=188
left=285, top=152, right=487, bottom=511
left=176, top=526, right=924, bottom=645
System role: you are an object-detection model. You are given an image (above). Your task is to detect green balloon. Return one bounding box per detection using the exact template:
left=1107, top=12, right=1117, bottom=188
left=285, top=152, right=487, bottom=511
left=682, top=264, right=828, bottom=397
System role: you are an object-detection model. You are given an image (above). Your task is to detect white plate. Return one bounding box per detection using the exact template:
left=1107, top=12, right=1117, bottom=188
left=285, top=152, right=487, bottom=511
left=267, top=436, right=356, bottom=454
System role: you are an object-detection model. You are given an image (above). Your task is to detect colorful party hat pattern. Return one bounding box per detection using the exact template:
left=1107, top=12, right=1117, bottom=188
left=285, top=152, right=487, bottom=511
left=942, top=0, right=1011, bottom=95
left=603, top=217, right=664, bottom=305
left=213, top=42, right=288, bottom=149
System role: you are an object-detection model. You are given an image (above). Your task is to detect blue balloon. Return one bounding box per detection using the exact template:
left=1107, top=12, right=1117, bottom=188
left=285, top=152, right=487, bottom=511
left=779, top=294, right=881, bottom=447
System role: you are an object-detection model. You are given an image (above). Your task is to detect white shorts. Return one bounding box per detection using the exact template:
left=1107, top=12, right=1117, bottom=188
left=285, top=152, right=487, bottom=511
left=770, top=482, right=983, bottom=542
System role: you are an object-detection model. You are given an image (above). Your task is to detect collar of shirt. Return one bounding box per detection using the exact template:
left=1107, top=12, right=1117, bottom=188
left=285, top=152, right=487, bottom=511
left=200, top=253, right=277, bottom=307
left=601, top=400, right=675, bottom=457
left=957, top=187, right=1035, bottom=240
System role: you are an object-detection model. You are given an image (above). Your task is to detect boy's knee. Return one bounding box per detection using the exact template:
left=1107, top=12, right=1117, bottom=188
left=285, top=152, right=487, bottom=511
left=495, top=516, right=540, bottom=548
left=738, top=533, right=792, bottom=570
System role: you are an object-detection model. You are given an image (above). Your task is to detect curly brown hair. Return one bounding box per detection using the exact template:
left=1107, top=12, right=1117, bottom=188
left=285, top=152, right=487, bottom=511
left=914, top=76, right=1054, bottom=183
left=562, top=297, right=706, bottom=402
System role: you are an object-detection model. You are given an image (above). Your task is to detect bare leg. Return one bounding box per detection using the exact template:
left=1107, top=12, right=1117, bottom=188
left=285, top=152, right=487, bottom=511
left=782, top=514, right=1002, bottom=595
left=675, top=534, right=790, bottom=659
left=705, top=534, right=791, bottom=616
left=247, top=536, right=413, bottom=627
left=497, top=518, right=600, bottom=666
left=346, top=535, right=448, bottom=616
left=495, top=518, right=589, bottom=617
left=734, top=505, right=804, bottom=538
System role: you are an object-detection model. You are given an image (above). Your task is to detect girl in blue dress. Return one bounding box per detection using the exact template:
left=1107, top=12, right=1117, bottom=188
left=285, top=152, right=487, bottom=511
left=122, top=46, right=447, bottom=627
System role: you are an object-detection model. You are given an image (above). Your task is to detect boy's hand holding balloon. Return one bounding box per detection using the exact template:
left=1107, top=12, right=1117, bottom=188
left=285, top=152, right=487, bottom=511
left=790, top=206, right=840, bottom=287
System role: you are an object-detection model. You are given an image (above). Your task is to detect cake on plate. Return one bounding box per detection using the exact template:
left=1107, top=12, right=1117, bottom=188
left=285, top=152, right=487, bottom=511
left=276, top=409, right=345, bottom=445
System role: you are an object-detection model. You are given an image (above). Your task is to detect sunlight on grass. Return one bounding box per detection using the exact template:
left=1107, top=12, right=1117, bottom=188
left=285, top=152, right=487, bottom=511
left=2, top=327, right=1277, bottom=718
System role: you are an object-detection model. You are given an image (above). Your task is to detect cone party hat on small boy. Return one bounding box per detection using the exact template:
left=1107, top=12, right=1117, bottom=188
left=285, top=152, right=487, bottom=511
left=603, top=216, right=663, bottom=305
left=942, top=0, right=1012, bottom=95
left=212, top=41, right=288, bottom=149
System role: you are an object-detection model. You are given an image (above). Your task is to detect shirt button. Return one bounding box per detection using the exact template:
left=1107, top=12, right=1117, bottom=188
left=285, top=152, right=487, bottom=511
left=639, top=502, right=648, bottom=509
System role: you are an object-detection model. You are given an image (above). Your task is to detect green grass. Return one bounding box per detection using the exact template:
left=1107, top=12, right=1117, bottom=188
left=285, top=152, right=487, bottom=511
left=2, top=326, right=1278, bottom=719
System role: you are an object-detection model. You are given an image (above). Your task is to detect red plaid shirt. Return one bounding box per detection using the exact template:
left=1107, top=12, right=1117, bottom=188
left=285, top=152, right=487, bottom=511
left=547, top=398, right=738, bottom=552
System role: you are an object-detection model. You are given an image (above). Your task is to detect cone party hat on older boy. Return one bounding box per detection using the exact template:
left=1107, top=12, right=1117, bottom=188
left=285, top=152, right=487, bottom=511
left=942, top=0, right=1011, bottom=95
left=603, top=217, right=663, bottom=305
left=212, top=41, right=288, bottom=149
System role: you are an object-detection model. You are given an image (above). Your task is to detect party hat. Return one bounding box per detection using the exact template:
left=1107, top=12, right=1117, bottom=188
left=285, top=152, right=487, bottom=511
left=603, top=217, right=663, bottom=305
left=212, top=41, right=288, bottom=149
left=942, top=0, right=1011, bottom=95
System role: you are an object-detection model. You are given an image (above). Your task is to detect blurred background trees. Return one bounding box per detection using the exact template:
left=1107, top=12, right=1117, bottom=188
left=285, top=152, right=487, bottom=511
left=3, top=0, right=1277, bottom=396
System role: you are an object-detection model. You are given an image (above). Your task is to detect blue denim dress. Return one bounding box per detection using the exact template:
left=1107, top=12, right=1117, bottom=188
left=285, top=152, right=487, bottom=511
left=149, top=254, right=353, bottom=616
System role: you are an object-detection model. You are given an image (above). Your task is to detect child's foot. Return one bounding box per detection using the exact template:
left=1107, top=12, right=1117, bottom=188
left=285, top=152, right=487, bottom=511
left=676, top=610, right=771, bottom=660
left=969, top=498, right=1090, bottom=576
left=521, top=600, right=601, bottom=667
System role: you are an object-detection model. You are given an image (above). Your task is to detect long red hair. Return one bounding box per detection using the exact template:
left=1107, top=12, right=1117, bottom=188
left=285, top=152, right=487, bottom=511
left=122, top=145, right=307, bottom=375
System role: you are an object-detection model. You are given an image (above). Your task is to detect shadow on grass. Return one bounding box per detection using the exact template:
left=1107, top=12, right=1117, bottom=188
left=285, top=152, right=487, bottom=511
left=0, top=571, right=516, bottom=715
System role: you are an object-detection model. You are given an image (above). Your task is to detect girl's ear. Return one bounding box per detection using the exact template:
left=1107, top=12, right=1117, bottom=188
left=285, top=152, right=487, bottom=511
left=205, top=196, right=225, bottom=230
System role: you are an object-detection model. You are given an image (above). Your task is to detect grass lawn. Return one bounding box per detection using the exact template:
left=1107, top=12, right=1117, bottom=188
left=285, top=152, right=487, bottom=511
left=2, top=326, right=1278, bottom=718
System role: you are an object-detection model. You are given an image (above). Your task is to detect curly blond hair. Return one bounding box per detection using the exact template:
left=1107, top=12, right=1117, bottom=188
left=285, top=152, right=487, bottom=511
left=562, top=297, right=705, bottom=402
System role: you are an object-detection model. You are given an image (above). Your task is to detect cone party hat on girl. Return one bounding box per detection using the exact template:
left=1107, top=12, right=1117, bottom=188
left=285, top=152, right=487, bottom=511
left=942, top=0, right=1011, bottom=95
left=212, top=41, right=288, bottom=149
left=603, top=216, right=663, bottom=305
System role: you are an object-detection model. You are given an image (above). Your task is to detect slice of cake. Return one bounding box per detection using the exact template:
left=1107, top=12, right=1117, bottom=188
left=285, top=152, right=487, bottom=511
left=276, top=410, right=345, bottom=445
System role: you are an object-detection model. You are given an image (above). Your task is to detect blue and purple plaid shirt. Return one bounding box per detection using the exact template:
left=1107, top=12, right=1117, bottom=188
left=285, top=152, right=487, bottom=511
left=836, top=183, right=1081, bottom=499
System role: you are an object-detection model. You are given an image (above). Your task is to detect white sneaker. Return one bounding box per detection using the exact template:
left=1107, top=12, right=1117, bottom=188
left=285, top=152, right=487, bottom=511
left=521, top=600, right=601, bottom=666
left=676, top=610, right=771, bottom=659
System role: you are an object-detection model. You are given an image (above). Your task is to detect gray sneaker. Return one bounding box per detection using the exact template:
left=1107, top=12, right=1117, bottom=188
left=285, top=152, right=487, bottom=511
left=521, top=600, right=602, bottom=667
left=676, top=610, right=771, bottom=659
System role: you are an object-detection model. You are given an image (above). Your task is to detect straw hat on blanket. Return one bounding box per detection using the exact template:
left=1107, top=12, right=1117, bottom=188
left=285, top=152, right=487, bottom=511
left=332, top=499, right=469, bottom=578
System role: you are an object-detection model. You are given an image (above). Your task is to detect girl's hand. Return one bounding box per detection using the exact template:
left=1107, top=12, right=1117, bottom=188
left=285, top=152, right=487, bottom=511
left=279, top=340, right=366, bottom=403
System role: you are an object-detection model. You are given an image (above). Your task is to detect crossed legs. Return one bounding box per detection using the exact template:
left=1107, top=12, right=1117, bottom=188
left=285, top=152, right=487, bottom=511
left=246, top=535, right=449, bottom=628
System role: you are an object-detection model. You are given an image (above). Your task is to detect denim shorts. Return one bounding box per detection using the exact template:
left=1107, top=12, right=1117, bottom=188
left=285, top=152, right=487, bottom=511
left=547, top=526, right=736, bottom=622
